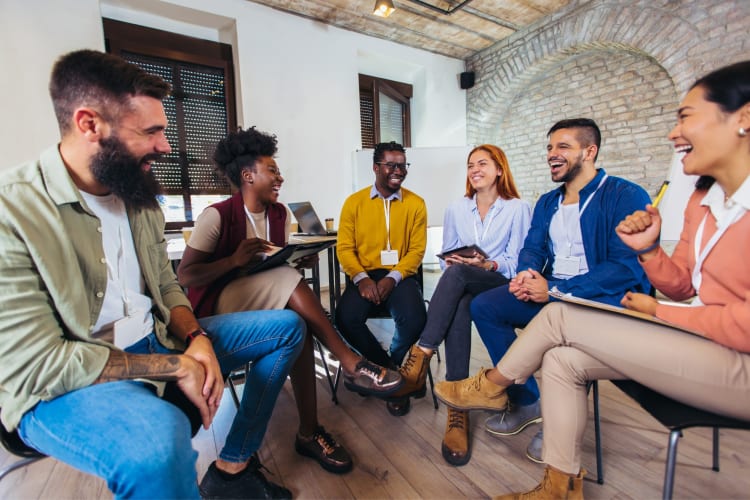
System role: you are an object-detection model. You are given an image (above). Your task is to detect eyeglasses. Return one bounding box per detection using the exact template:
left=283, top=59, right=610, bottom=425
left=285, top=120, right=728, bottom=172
left=376, top=161, right=410, bottom=172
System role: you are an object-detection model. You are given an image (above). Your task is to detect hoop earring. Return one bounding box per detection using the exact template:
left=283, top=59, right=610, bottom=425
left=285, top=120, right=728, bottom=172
left=740, top=127, right=748, bottom=137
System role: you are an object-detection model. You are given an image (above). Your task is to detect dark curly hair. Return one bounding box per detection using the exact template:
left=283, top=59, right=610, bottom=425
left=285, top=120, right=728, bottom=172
left=373, top=141, right=406, bottom=164
left=49, top=50, right=170, bottom=135
left=213, top=126, right=279, bottom=188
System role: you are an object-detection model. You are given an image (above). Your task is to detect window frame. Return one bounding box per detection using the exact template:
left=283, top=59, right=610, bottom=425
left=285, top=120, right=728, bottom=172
left=359, top=74, right=412, bottom=147
left=103, top=18, right=237, bottom=231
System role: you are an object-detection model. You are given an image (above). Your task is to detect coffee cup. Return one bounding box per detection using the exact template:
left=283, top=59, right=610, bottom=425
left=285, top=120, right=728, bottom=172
left=181, top=227, right=193, bottom=243
left=325, top=218, right=334, bottom=231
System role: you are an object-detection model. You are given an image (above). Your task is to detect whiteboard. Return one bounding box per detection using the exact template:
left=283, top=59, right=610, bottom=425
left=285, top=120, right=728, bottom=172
left=352, top=146, right=472, bottom=227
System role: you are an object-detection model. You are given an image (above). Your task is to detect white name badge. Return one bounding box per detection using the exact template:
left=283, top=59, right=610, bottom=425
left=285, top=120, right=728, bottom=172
left=113, top=313, right=148, bottom=349
left=553, top=255, right=580, bottom=276
left=380, top=249, right=399, bottom=266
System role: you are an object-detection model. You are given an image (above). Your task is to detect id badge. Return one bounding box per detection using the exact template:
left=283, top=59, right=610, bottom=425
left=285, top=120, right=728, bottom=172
left=380, top=249, right=399, bottom=266
left=553, top=255, right=580, bottom=276
left=113, top=314, right=147, bottom=349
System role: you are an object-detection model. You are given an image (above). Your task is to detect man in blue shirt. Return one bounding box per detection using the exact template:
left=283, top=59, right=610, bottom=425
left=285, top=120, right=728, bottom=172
left=468, top=118, right=651, bottom=463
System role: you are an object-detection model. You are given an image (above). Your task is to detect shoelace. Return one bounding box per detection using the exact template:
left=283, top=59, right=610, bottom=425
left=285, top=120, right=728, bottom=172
left=312, top=428, right=338, bottom=455
left=447, top=410, right=466, bottom=431
left=399, top=350, right=418, bottom=375
left=356, top=360, right=384, bottom=381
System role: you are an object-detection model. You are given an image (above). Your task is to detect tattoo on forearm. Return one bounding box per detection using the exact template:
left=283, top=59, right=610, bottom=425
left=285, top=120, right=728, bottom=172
left=94, top=350, right=182, bottom=384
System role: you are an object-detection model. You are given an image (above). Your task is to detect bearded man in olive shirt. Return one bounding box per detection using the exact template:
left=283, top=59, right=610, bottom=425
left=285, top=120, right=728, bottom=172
left=0, top=50, right=305, bottom=499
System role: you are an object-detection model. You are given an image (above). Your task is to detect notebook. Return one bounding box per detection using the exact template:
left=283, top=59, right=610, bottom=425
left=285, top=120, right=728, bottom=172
left=288, top=201, right=337, bottom=236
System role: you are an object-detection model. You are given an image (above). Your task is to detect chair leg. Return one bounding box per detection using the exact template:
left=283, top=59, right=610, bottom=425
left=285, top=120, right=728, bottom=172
left=227, top=374, right=241, bottom=409
left=591, top=380, right=604, bottom=485
left=0, top=457, right=45, bottom=482
left=663, top=429, right=681, bottom=500
left=712, top=427, right=720, bottom=472
left=315, top=339, right=339, bottom=405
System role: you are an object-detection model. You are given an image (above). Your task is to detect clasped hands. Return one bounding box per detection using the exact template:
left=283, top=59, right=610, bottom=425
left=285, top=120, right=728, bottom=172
left=510, top=269, right=550, bottom=303
left=357, top=276, right=396, bottom=305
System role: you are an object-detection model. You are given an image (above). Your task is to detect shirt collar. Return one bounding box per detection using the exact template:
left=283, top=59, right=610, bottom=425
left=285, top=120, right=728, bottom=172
left=40, top=145, right=87, bottom=207
left=370, top=183, right=402, bottom=201
left=701, top=175, right=750, bottom=212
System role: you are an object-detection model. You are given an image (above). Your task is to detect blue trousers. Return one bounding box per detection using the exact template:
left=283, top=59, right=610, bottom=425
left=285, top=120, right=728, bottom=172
left=336, top=269, right=426, bottom=367
left=18, top=309, right=305, bottom=499
left=470, top=284, right=543, bottom=405
left=418, top=264, right=508, bottom=381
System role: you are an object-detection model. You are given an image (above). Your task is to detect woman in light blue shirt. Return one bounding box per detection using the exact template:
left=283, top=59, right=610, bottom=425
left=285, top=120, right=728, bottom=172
left=386, top=144, right=531, bottom=465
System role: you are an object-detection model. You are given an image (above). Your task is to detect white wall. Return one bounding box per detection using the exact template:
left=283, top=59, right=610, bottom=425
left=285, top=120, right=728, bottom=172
left=2, top=0, right=468, bottom=227
left=0, top=0, right=105, bottom=167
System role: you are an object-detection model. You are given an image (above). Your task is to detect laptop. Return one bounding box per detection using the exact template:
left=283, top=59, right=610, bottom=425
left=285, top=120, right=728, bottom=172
left=288, top=201, right=337, bottom=236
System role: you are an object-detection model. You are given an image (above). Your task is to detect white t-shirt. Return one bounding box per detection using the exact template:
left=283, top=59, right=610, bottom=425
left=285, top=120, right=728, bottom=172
left=79, top=191, right=154, bottom=344
left=549, top=203, right=589, bottom=279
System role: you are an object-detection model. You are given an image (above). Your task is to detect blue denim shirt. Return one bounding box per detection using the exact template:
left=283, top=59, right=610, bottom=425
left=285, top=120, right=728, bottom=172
left=517, top=168, right=652, bottom=305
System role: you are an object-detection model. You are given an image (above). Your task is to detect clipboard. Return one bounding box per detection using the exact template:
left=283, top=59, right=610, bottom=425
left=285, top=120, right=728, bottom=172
left=548, top=290, right=704, bottom=336
left=240, top=240, right=334, bottom=275
left=437, top=244, right=489, bottom=260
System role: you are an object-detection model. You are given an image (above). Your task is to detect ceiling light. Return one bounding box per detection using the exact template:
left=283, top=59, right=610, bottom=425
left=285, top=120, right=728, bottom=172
left=373, top=0, right=395, bottom=17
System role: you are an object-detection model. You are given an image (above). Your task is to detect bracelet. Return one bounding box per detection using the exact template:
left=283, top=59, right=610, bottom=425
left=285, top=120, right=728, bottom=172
left=185, top=328, right=210, bottom=346
left=635, top=242, right=660, bottom=255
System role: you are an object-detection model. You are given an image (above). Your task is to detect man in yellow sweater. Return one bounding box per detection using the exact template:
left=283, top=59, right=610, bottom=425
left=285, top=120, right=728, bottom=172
left=335, top=142, right=427, bottom=410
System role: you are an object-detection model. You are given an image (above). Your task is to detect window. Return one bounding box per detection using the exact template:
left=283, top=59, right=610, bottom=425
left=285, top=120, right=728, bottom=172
left=359, top=74, right=412, bottom=148
left=104, top=19, right=237, bottom=230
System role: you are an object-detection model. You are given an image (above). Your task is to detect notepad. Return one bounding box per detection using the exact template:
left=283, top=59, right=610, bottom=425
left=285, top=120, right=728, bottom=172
left=436, top=244, right=489, bottom=260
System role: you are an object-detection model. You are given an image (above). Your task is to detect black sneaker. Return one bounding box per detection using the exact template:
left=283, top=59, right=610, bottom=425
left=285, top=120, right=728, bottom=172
left=343, top=359, right=403, bottom=397
left=199, top=457, right=292, bottom=499
left=294, top=426, right=353, bottom=474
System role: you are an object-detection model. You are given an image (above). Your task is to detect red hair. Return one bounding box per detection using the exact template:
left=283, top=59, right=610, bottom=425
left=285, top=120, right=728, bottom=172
left=465, top=144, right=520, bottom=200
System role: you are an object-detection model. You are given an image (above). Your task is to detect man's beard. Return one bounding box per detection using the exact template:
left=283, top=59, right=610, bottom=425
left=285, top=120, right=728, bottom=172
left=554, top=153, right=584, bottom=184
left=90, top=136, right=163, bottom=210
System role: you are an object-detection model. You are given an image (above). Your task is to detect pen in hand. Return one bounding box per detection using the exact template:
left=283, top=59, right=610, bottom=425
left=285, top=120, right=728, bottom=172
left=652, top=180, right=669, bottom=208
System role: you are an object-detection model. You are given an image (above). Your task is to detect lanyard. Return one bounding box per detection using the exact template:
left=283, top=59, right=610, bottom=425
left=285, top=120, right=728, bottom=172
left=473, top=198, right=500, bottom=245
left=383, top=198, right=392, bottom=251
left=557, top=174, right=608, bottom=256
left=244, top=205, right=269, bottom=239
left=691, top=205, right=746, bottom=294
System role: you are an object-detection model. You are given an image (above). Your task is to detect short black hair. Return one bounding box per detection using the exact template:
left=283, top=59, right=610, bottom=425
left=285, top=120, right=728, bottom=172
left=547, top=118, right=602, bottom=162
left=213, top=126, right=278, bottom=188
left=373, top=141, right=406, bottom=164
left=49, top=49, right=170, bottom=134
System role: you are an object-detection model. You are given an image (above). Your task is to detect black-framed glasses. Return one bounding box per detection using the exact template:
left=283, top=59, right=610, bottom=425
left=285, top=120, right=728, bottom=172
left=376, top=161, right=410, bottom=172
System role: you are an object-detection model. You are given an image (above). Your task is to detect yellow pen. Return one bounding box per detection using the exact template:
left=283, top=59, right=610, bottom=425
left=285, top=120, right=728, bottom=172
left=652, top=180, right=670, bottom=208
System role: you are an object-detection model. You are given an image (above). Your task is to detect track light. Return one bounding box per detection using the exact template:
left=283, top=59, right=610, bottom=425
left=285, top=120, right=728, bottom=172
left=373, top=0, right=395, bottom=17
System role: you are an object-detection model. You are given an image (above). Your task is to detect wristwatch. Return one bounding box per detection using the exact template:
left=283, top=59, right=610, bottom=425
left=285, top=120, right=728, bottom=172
left=185, top=328, right=210, bottom=345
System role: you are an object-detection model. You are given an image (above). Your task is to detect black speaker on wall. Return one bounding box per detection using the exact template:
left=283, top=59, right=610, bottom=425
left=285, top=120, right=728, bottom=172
left=460, top=71, right=475, bottom=89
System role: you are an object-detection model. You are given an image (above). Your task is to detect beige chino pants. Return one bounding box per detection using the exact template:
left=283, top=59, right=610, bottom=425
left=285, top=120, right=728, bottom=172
left=497, top=302, right=750, bottom=474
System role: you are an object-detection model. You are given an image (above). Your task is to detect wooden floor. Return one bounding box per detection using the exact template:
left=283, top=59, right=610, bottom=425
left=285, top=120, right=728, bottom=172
left=2, top=269, right=749, bottom=499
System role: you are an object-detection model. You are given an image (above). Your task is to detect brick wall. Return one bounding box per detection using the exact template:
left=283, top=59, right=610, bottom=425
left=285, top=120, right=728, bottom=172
left=466, top=0, right=750, bottom=201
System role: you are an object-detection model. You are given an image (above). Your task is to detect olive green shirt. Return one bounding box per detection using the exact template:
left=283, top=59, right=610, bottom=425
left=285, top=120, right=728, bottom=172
left=0, top=146, right=191, bottom=430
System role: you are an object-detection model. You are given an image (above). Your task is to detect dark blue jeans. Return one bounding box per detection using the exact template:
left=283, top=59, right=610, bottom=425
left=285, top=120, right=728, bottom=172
left=418, top=264, right=508, bottom=381
left=336, top=269, right=426, bottom=367
left=470, top=284, right=544, bottom=405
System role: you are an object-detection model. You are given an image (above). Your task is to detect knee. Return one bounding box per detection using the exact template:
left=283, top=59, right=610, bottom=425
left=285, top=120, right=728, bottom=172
left=541, top=347, right=589, bottom=386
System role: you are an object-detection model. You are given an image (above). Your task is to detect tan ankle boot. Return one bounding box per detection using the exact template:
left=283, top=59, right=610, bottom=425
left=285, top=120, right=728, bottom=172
left=493, top=466, right=586, bottom=500
left=390, top=344, right=432, bottom=399
left=434, top=368, right=508, bottom=411
left=442, top=407, right=470, bottom=466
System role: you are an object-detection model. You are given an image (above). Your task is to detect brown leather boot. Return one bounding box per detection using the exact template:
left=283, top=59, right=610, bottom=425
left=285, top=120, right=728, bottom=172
left=434, top=368, right=508, bottom=411
left=389, top=344, right=432, bottom=399
left=441, top=407, right=470, bottom=466
left=493, top=466, right=586, bottom=500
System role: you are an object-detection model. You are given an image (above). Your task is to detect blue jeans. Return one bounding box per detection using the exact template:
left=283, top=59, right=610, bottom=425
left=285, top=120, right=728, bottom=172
left=336, top=269, right=426, bottom=367
left=418, top=264, right=508, bottom=381
left=470, top=284, right=543, bottom=405
left=18, top=309, right=305, bottom=499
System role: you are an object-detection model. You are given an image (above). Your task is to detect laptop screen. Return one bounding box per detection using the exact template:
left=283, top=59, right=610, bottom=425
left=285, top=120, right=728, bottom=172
left=288, top=201, right=327, bottom=235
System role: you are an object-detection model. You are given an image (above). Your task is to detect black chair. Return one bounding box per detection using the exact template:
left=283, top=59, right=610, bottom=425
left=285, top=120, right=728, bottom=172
left=0, top=412, right=46, bottom=482
left=590, top=379, right=750, bottom=499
